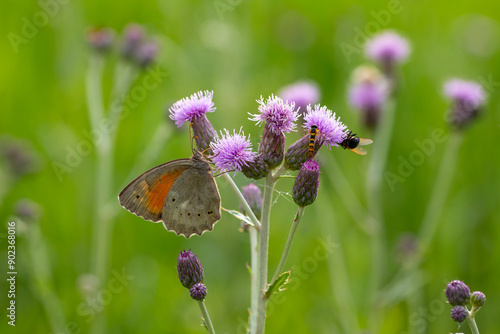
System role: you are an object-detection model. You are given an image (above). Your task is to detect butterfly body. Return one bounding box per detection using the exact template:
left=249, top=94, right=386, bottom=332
left=119, top=151, right=221, bottom=238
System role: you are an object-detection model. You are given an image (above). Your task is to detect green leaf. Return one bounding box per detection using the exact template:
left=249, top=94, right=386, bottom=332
left=222, top=208, right=255, bottom=227
left=265, top=270, right=291, bottom=298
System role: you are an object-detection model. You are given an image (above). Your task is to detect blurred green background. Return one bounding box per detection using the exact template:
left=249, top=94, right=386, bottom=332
left=1, top=0, right=499, bottom=333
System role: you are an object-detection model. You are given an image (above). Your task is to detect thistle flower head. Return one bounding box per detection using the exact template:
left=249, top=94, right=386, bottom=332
left=169, top=91, right=216, bottom=127
left=444, top=79, right=485, bottom=109
left=251, top=95, right=298, bottom=134
left=292, top=159, right=321, bottom=207
left=189, top=283, right=207, bottom=301
left=177, top=250, right=204, bottom=289
left=365, top=30, right=410, bottom=63
left=303, top=104, right=348, bottom=148
left=445, top=280, right=471, bottom=306
left=450, top=305, right=468, bottom=324
left=210, top=129, right=257, bottom=173
left=278, top=80, right=321, bottom=114
left=444, top=79, right=485, bottom=128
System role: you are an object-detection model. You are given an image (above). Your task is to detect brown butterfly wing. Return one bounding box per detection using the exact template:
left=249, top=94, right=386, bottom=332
left=162, top=159, right=221, bottom=238
left=118, top=159, right=194, bottom=222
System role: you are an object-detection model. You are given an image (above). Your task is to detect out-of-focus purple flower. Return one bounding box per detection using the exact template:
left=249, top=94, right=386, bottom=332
left=303, top=105, right=347, bottom=148
left=210, top=129, right=257, bottom=173
left=0, top=136, right=41, bottom=178
left=444, top=79, right=485, bottom=128
left=240, top=183, right=263, bottom=220
left=189, top=282, right=207, bottom=301
left=450, top=305, right=468, bottom=324
left=292, top=159, right=321, bottom=207
left=278, top=80, right=321, bottom=115
left=177, top=250, right=204, bottom=289
left=250, top=95, right=298, bottom=134
left=122, top=24, right=145, bottom=59
left=365, top=30, right=410, bottom=64
left=14, top=199, right=42, bottom=222
left=169, top=91, right=216, bottom=127
left=446, top=280, right=470, bottom=306
left=348, top=65, right=388, bottom=129
left=444, top=79, right=485, bottom=109
left=86, top=27, right=114, bottom=52
left=134, top=41, right=158, bottom=67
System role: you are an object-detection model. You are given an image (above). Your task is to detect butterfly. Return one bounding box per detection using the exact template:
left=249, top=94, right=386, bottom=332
left=118, top=150, right=221, bottom=238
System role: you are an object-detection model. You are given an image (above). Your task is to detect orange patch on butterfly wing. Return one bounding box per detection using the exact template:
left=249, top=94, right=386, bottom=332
left=140, top=170, right=185, bottom=215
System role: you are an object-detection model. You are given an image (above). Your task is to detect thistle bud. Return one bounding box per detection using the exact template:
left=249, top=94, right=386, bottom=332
left=292, top=159, right=320, bottom=207
left=86, top=27, right=114, bottom=53
left=189, top=283, right=207, bottom=301
left=259, top=125, right=286, bottom=169
left=177, top=250, right=204, bottom=289
left=444, top=79, right=485, bottom=129
left=450, top=305, right=468, bottom=324
left=445, top=280, right=470, bottom=306
left=241, top=156, right=268, bottom=180
left=470, top=291, right=485, bottom=308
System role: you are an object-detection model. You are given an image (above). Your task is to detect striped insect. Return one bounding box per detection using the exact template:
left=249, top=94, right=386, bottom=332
left=340, top=131, right=373, bottom=155
left=308, top=124, right=319, bottom=159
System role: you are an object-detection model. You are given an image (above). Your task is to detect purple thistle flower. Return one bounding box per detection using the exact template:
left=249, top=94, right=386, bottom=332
left=169, top=91, right=218, bottom=152
left=292, top=159, right=321, bottom=207
left=210, top=129, right=257, bottom=173
left=444, top=79, right=485, bottom=128
left=444, top=79, right=485, bottom=109
left=303, top=104, right=347, bottom=148
left=169, top=91, right=216, bottom=127
left=278, top=80, right=321, bottom=115
left=365, top=30, right=410, bottom=64
left=177, top=250, right=204, bottom=289
left=250, top=95, right=298, bottom=134
left=445, top=280, right=471, bottom=306
left=134, top=41, right=158, bottom=67
left=190, top=282, right=207, bottom=301
left=450, top=305, right=468, bottom=324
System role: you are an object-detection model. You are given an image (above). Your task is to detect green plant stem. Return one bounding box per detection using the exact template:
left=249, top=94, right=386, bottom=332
left=413, top=131, right=463, bottom=266
left=381, top=131, right=463, bottom=305
left=325, top=154, right=371, bottom=234
left=198, top=300, right=216, bottom=334
left=466, top=314, right=480, bottom=334
left=270, top=206, right=305, bottom=283
left=254, top=172, right=275, bottom=334
left=366, top=99, right=396, bottom=330
left=26, top=220, right=66, bottom=333
left=248, top=226, right=259, bottom=333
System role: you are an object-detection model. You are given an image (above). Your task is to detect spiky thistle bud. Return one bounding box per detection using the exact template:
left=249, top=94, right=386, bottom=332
left=292, top=159, right=320, bottom=207
left=189, top=283, right=207, bottom=301
left=177, top=250, right=204, bottom=289
left=450, top=305, right=468, bottom=324
left=470, top=291, right=485, bottom=308
left=445, top=280, right=470, bottom=306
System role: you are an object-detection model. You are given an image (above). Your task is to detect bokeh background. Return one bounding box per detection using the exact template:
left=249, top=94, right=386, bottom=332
left=1, top=0, right=499, bottom=333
